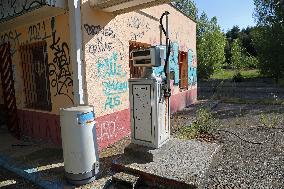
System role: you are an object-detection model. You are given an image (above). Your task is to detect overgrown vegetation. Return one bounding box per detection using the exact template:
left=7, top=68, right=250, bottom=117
left=260, top=113, right=279, bottom=128
left=178, top=108, right=216, bottom=139
left=220, top=98, right=284, bottom=106
left=174, top=0, right=284, bottom=82
left=211, top=69, right=260, bottom=80
left=197, top=14, right=226, bottom=79
left=251, top=0, right=284, bottom=81
left=173, top=0, right=226, bottom=80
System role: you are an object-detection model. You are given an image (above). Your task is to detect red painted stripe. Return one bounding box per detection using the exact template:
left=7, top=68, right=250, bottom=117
left=17, top=87, right=197, bottom=150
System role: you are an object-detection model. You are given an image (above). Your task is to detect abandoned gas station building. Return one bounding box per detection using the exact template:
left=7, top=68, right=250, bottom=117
left=0, top=0, right=197, bottom=149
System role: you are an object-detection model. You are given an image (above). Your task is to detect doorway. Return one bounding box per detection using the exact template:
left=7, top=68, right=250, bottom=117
left=0, top=43, right=20, bottom=138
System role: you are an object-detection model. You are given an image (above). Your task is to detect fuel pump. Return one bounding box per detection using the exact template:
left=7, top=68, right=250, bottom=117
left=128, top=12, right=171, bottom=148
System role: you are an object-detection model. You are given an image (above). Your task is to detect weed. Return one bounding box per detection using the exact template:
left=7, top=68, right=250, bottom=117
left=259, top=113, right=279, bottom=128
left=178, top=108, right=216, bottom=140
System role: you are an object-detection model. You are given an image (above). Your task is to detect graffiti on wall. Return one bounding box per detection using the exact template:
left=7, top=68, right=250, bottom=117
left=127, top=16, right=150, bottom=41
left=0, top=30, right=21, bottom=56
left=0, top=20, right=52, bottom=57
left=169, top=42, right=179, bottom=85
left=97, top=52, right=128, bottom=109
left=0, top=0, right=46, bottom=20
left=153, top=43, right=197, bottom=87
left=96, top=120, right=124, bottom=142
left=188, top=49, right=197, bottom=86
left=49, top=17, right=74, bottom=104
left=84, top=23, right=125, bottom=58
left=84, top=24, right=115, bottom=37
left=28, top=21, right=51, bottom=42
left=153, top=43, right=179, bottom=85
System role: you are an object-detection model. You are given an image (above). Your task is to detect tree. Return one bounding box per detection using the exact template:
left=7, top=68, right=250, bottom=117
left=172, top=0, right=198, bottom=20
left=197, top=14, right=226, bottom=79
left=252, top=0, right=284, bottom=81
left=173, top=1, right=226, bottom=79
left=251, top=25, right=284, bottom=80
left=225, top=26, right=257, bottom=67
left=231, top=39, right=245, bottom=71
left=254, top=0, right=284, bottom=26
left=239, top=27, right=257, bottom=57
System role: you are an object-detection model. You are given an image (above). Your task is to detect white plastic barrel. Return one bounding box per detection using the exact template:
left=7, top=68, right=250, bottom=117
left=60, top=106, right=99, bottom=185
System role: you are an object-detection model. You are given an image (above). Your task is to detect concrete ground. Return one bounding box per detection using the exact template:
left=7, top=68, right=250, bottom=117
left=0, top=167, right=41, bottom=189
left=114, top=138, right=220, bottom=187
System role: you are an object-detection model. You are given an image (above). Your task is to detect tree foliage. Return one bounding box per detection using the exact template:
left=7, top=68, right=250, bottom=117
left=172, top=0, right=198, bottom=20
left=231, top=39, right=245, bottom=71
left=172, top=0, right=226, bottom=79
left=197, top=13, right=226, bottom=79
left=225, top=26, right=257, bottom=67
left=252, top=0, right=284, bottom=81
left=254, top=0, right=284, bottom=26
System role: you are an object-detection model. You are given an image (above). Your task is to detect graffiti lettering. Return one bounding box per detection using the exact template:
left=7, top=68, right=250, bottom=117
left=28, top=21, right=51, bottom=42
left=128, top=16, right=150, bottom=40
left=0, top=29, right=21, bottom=56
left=188, top=50, right=197, bottom=86
left=49, top=17, right=74, bottom=104
left=169, top=42, right=179, bottom=85
left=88, top=37, right=113, bottom=54
left=0, top=0, right=46, bottom=20
left=97, top=52, right=127, bottom=78
left=103, top=81, right=128, bottom=96
left=96, top=52, right=128, bottom=110
left=105, top=96, right=121, bottom=109
left=96, top=121, right=124, bottom=142
left=103, top=81, right=128, bottom=109
left=83, top=24, right=115, bottom=38
left=130, top=31, right=146, bottom=41
left=128, top=16, right=147, bottom=29
left=84, top=24, right=100, bottom=35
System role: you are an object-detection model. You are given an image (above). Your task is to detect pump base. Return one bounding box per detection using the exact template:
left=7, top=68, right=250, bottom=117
left=65, top=163, right=100, bottom=186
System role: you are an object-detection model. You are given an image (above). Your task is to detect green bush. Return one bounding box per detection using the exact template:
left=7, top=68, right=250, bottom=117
left=243, top=55, right=259, bottom=69
left=178, top=108, right=216, bottom=139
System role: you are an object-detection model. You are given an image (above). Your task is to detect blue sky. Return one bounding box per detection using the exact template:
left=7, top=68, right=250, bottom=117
left=194, top=0, right=256, bottom=31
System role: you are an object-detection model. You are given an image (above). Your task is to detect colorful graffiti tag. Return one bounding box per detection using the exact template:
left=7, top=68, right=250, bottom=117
left=153, top=43, right=197, bottom=87
left=169, top=42, right=179, bottom=85
left=97, top=52, right=128, bottom=109
left=188, top=49, right=197, bottom=86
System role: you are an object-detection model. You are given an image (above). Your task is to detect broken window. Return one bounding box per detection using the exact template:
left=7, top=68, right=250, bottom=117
left=20, top=41, right=52, bottom=111
left=179, top=51, right=188, bottom=90
left=129, top=42, right=190, bottom=90
left=129, top=41, right=151, bottom=78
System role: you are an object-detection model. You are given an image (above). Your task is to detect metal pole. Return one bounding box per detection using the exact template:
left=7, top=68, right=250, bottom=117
left=165, top=12, right=171, bottom=94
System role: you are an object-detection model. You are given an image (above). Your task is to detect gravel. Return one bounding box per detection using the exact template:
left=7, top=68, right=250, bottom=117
left=173, top=102, right=284, bottom=189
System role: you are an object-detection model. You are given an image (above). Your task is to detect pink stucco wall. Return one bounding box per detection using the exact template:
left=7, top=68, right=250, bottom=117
left=1, top=3, right=197, bottom=149
left=82, top=3, right=197, bottom=149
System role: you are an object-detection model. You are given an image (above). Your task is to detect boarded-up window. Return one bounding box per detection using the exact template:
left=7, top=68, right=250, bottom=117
left=20, top=41, right=52, bottom=111
left=129, top=41, right=151, bottom=78
left=179, top=51, right=188, bottom=90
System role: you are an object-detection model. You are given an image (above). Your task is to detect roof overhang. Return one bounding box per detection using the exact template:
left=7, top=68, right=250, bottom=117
left=90, top=0, right=171, bottom=14
left=0, top=0, right=67, bottom=32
